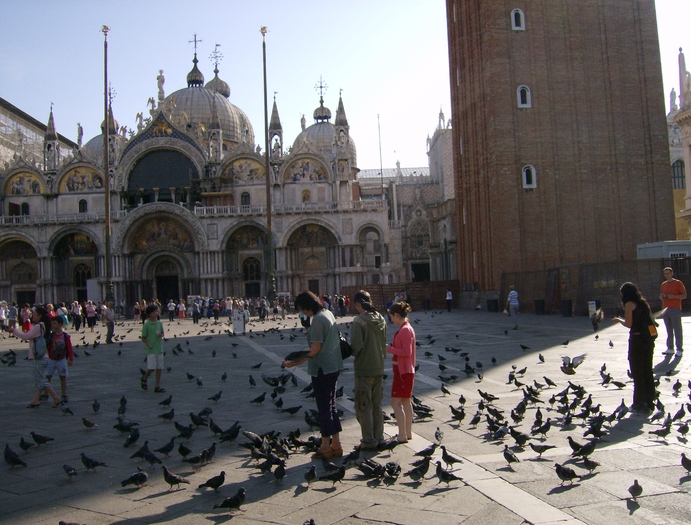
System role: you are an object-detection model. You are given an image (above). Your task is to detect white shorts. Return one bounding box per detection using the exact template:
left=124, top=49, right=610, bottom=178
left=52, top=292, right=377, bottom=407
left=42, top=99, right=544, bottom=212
left=146, top=353, right=164, bottom=370
left=46, top=358, right=68, bottom=377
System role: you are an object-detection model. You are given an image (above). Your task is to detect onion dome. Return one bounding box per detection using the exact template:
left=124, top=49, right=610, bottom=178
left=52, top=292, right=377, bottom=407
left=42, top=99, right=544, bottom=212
left=293, top=96, right=357, bottom=167
left=205, top=67, right=231, bottom=98
left=186, top=53, right=205, bottom=87
left=313, top=96, right=331, bottom=122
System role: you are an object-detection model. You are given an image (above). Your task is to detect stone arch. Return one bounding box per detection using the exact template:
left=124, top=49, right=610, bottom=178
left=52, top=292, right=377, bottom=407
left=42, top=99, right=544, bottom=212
left=114, top=202, right=207, bottom=255
left=56, top=166, right=103, bottom=193
left=282, top=218, right=342, bottom=246
left=115, top=139, right=205, bottom=193
left=219, top=155, right=266, bottom=185
left=282, top=156, right=329, bottom=183
left=286, top=223, right=339, bottom=247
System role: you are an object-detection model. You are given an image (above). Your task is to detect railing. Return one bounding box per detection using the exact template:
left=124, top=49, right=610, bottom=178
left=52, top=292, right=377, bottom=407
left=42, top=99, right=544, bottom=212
left=194, top=200, right=387, bottom=217
left=0, top=199, right=388, bottom=226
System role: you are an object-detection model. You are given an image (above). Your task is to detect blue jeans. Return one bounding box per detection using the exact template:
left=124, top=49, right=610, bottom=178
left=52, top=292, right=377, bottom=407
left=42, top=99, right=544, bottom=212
left=312, top=370, right=342, bottom=437
left=663, top=308, right=683, bottom=351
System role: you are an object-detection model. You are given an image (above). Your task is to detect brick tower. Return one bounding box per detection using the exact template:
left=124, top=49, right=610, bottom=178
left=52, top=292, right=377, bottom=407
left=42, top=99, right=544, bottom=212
left=446, top=0, right=675, bottom=293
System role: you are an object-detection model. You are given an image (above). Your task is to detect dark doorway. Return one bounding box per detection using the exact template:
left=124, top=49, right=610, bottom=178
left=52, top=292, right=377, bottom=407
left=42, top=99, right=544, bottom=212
left=245, top=282, right=260, bottom=298
left=411, top=263, right=430, bottom=282
left=77, top=289, right=87, bottom=304
left=308, top=279, right=319, bottom=296
left=16, top=290, right=36, bottom=306
left=156, top=276, right=179, bottom=303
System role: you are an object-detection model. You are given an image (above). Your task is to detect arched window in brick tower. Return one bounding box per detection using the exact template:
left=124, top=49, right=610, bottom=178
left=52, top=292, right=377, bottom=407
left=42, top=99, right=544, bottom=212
left=522, top=165, right=537, bottom=189
left=511, top=8, right=525, bottom=30
left=517, top=85, right=532, bottom=108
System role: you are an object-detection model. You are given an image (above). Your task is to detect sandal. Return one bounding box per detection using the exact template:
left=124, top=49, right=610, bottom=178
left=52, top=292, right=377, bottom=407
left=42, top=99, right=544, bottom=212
left=26, top=403, right=40, bottom=408
left=51, top=402, right=60, bottom=408
left=154, top=387, right=166, bottom=393
left=311, top=448, right=333, bottom=459
left=140, top=378, right=148, bottom=391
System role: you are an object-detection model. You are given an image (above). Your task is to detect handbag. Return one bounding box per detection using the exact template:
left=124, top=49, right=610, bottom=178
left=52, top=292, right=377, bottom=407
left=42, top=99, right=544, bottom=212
left=339, top=331, right=352, bottom=359
left=34, top=324, right=47, bottom=358
left=503, top=308, right=510, bottom=315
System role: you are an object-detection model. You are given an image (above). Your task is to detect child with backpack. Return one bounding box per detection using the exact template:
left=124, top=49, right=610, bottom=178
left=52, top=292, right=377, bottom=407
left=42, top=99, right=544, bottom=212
left=46, top=316, right=74, bottom=403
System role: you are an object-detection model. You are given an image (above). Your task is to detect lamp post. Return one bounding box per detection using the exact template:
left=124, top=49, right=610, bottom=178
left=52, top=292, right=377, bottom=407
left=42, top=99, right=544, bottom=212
left=102, top=25, right=114, bottom=304
left=261, top=26, right=276, bottom=301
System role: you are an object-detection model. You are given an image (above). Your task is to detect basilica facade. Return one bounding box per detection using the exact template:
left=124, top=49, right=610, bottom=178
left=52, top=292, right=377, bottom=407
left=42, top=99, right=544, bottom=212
left=0, top=53, right=455, bottom=307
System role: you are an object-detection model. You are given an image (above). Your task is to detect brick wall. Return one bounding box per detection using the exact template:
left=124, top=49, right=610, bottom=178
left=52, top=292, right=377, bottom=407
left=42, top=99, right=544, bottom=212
left=447, top=0, right=675, bottom=292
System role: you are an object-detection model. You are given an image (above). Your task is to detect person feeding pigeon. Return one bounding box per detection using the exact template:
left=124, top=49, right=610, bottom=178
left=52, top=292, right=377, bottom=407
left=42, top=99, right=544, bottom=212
left=612, top=282, right=657, bottom=414
left=282, top=291, right=343, bottom=459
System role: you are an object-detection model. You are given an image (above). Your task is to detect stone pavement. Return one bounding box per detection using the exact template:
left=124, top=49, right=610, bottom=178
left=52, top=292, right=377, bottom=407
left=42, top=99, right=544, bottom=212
left=1, top=309, right=691, bottom=525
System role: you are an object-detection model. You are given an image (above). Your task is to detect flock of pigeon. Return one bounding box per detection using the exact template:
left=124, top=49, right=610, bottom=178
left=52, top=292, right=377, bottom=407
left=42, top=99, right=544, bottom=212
left=3, top=311, right=691, bottom=524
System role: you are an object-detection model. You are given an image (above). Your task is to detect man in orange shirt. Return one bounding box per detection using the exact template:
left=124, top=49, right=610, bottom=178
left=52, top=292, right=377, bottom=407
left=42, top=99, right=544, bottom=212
left=660, top=267, right=687, bottom=357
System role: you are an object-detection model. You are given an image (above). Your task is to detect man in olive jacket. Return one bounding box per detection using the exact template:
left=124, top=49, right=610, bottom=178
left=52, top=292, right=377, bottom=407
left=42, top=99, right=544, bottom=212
left=350, top=290, right=387, bottom=450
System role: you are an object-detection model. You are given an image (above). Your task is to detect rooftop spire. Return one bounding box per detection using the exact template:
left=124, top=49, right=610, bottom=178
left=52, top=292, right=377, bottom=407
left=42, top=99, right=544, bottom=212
left=45, top=103, right=57, bottom=140
left=334, top=91, right=348, bottom=127
left=313, top=76, right=331, bottom=122
left=205, top=43, right=230, bottom=97
left=269, top=93, right=282, bottom=132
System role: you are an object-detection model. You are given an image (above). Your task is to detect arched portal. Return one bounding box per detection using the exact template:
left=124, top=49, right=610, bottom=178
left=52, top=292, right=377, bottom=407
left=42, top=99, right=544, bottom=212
left=225, top=225, right=267, bottom=298
left=0, top=239, right=39, bottom=305
left=53, top=232, right=99, bottom=303
left=286, top=224, right=339, bottom=295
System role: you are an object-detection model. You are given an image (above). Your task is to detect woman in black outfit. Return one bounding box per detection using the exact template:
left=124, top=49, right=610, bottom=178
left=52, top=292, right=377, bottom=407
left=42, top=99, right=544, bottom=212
left=613, top=282, right=657, bottom=413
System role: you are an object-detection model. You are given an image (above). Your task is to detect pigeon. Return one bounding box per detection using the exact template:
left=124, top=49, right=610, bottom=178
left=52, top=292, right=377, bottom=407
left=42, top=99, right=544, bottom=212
left=591, top=308, right=604, bottom=331
left=61, top=406, right=74, bottom=416
left=158, top=409, right=175, bottom=421
left=304, top=465, right=317, bottom=486
left=221, top=372, right=227, bottom=382
left=440, top=446, right=463, bottom=469
left=63, top=464, right=78, bottom=479
left=213, top=487, right=246, bottom=513
left=129, top=441, right=151, bottom=461
left=274, top=461, right=286, bottom=483
left=159, top=395, right=173, bottom=407
left=503, top=445, right=520, bottom=469
left=208, top=391, right=222, bottom=402
left=435, top=427, right=444, bottom=444
left=4, top=444, right=27, bottom=467
left=435, top=460, right=463, bottom=485
left=154, top=437, right=176, bottom=457
left=162, top=465, right=190, bottom=490
left=318, top=465, right=346, bottom=485
left=560, top=354, right=586, bottom=375
left=19, top=437, right=35, bottom=452
left=414, top=443, right=438, bottom=457
left=582, top=457, right=601, bottom=474
left=529, top=442, right=556, bottom=458
left=198, top=470, right=225, bottom=492
left=628, top=479, right=643, bottom=501
left=555, top=462, right=579, bottom=485
left=30, top=431, right=55, bottom=446
left=124, top=428, right=140, bottom=448
left=681, top=453, right=691, bottom=475
left=121, top=467, right=148, bottom=488
left=80, top=452, right=107, bottom=470
left=249, top=375, right=257, bottom=387
left=82, top=418, right=98, bottom=430
left=251, top=392, right=266, bottom=404
left=178, top=442, right=192, bottom=458
left=404, top=456, right=432, bottom=480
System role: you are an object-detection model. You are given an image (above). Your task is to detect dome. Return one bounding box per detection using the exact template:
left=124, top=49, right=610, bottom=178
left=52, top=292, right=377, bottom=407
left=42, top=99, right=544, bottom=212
left=205, top=68, right=231, bottom=98
left=81, top=133, right=127, bottom=164
left=292, top=121, right=357, bottom=167
left=165, top=87, right=254, bottom=145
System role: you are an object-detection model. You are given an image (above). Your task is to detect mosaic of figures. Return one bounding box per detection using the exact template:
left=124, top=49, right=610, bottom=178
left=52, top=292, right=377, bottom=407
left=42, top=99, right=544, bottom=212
left=227, top=226, right=266, bottom=250
left=223, top=159, right=265, bottom=184
left=130, top=218, right=194, bottom=252
left=287, top=224, right=337, bottom=247
left=59, top=168, right=103, bottom=192
left=4, top=172, right=43, bottom=195
left=284, top=159, right=328, bottom=182
left=55, top=233, right=99, bottom=257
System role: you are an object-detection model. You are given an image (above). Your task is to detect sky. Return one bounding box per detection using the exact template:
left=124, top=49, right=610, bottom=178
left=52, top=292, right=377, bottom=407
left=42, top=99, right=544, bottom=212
left=1, top=1, right=688, bottom=170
